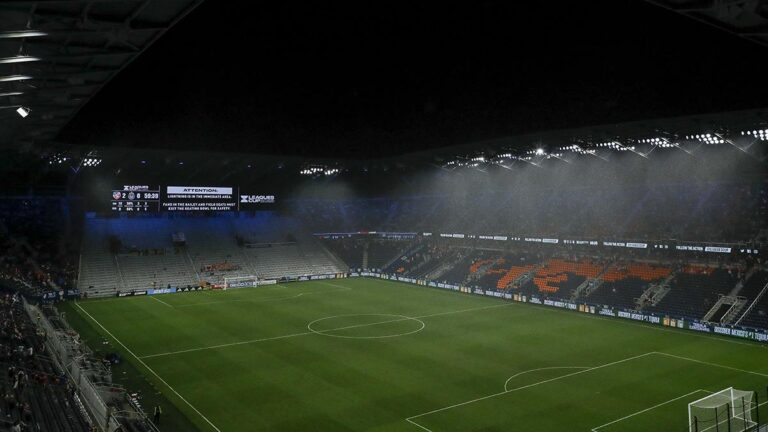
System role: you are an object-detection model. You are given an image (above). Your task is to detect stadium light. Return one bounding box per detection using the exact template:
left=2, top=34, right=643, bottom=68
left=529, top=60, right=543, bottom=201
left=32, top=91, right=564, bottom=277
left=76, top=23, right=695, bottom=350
left=48, top=154, right=68, bottom=165
left=16, top=106, right=29, bottom=118
left=0, top=75, right=32, bottom=82
left=685, top=133, right=724, bottom=145
left=741, top=129, right=768, bottom=141
left=81, top=156, right=102, bottom=167
left=300, top=165, right=335, bottom=176
left=0, top=31, right=47, bottom=39
left=559, top=144, right=596, bottom=155
left=0, top=56, right=40, bottom=64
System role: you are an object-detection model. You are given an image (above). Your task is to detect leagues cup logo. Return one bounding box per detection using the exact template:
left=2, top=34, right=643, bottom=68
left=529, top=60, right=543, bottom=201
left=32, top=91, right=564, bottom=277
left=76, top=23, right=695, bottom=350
left=112, top=191, right=122, bottom=200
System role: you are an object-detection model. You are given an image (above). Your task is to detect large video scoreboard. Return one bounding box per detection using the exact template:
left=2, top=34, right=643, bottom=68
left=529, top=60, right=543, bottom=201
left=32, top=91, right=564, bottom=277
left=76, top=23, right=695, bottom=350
left=111, top=185, right=275, bottom=212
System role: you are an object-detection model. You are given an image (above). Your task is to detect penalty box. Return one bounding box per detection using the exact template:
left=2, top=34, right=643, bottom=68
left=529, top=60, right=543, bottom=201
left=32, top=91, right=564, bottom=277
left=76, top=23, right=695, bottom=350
left=407, top=352, right=767, bottom=432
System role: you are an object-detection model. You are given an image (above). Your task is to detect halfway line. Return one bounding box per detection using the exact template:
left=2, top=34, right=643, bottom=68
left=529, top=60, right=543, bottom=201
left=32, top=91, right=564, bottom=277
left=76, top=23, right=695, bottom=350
left=141, top=302, right=512, bottom=359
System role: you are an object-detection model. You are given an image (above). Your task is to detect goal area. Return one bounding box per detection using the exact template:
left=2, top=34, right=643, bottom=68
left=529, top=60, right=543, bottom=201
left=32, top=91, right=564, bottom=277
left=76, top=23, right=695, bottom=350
left=689, top=388, right=760, bottom=432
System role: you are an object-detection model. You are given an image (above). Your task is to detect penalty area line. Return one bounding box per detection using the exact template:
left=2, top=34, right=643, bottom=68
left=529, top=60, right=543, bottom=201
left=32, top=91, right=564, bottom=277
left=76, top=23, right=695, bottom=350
left=406, top=352, right=656, bottom=430
left=591, top=389, right=710, bottom=432
left=74, top=302, right=222, bottom=432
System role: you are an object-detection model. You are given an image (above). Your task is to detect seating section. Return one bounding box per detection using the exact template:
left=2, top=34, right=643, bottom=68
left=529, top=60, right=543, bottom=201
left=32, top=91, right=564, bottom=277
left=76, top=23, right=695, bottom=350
left=367, top=240, right=406, bottom=270
left=0, top=198, right=76, bottom=297
left=522, top=259, right=606, bottom=296
left=78, top=217, right=344, bottom=296
left=588, top=263, right=672, bottom=310
left=242, top=243, right=341, bottom=280
left=408, top=250, right=457, bottom=278
left=646, top=266, right=738, bottom=319
left=738, top=271, right=768, bottom=330
left=736, top=270, right=768, bottom=303
left=437, top=251, right=540, bottom=289
left=323, top=239, right=364, bottom=270
left=740, top=295, right=768, bottom=330
left=440, top=252, right=485, bottom=285
left=184, top=222, right=256, bottom=284
left=117, top=250, right=199, bottom=291
left=0, top=292, right=91, bottom=431
left=78, top=220, right=121, bottom=296
left=477, top=254, right=538, bottom=291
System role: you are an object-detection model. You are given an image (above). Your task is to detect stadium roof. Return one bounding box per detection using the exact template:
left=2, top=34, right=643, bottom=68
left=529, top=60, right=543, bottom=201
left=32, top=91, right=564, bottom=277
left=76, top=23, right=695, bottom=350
left=2, top=1, right=768, bottom=159
left=58, top=107, right=768, bottom=179
left=0, top=0, right=202, bottom=147
left=648, top=0, right=768, bottom=47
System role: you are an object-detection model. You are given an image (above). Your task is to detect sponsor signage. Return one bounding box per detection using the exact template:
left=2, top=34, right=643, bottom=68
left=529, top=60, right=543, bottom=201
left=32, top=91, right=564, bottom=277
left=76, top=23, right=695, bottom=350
left=705, top=246, right=731, bottom=253
left=105, top=269, right=768, bottom=345
left=625, top=242, right=647, bottom=249
left=149, top=288, right=177, bottom=295
left=240, top=194, right=275, bottom=204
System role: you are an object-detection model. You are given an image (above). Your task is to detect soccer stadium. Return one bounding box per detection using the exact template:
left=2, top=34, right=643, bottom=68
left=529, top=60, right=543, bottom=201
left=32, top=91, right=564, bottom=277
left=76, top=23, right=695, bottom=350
left=2, top=1, right=768, bottom=431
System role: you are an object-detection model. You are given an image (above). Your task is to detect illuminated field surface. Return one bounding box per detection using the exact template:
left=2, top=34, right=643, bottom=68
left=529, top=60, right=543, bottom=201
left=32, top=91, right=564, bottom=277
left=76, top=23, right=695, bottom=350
left=62, top=278, right=768, bottom=432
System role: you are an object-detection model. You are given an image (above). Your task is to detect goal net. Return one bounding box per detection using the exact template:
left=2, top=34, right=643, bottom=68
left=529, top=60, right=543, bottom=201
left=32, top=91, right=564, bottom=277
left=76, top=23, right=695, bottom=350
left=689, top=388, right=757, bottom=432
left=223, top=275, right=260, bottom=290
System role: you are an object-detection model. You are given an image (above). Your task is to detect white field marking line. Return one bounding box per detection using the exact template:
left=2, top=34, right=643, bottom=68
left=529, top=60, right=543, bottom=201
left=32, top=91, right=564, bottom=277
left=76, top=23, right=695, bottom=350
left=74, top=302, right=221, bottom=432
left=405, top=418, right=434, bottom=432
left=316, top=281, right=355, bottom=290
left=591, top=389, right=711, bottom=432
left=503, top=366, right=591, bottom=392
left=140, top=302, right=512, bottom=359
left=652, top=351, right=768, bottom=378
left=150, top=296, right=173, bottom=308
left=407, top=351, right=768, bottom=431
left=405, top=351, right=656, bottom=428
left=307, top=314, right=426, bottom=339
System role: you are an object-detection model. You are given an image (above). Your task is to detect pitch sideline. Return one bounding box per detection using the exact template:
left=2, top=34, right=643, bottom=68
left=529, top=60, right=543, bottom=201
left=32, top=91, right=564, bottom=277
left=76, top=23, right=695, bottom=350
left=74, top=302, right=222, bottom=432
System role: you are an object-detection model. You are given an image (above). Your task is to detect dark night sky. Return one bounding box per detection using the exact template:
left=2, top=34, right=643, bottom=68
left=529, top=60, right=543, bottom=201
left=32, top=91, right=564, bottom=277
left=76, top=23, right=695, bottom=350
left=59, top=0, right=768, bottom=159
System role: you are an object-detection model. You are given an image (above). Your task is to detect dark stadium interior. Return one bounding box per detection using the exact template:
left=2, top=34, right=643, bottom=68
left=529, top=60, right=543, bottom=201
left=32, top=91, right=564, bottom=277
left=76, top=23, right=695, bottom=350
left=1, top=1, right=768, bottom=431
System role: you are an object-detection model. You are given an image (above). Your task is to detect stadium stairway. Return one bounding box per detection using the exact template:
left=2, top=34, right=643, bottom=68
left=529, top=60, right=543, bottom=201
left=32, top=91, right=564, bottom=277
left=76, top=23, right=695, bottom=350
left=735, top=271, right=768, bottom=330
left=322, top=239, right=364, bottom=270
left=77, top=220, right=121, bottom=297
left=646, top=266, right=739, bottom=320
left=585, top=263, right=672, bottom=311
left=516, top=259, right=607, bottom=299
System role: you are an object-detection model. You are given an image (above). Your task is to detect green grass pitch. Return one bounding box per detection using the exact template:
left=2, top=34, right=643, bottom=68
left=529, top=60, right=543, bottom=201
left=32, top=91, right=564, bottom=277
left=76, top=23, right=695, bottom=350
left=61, top=278, right=768, bottom=431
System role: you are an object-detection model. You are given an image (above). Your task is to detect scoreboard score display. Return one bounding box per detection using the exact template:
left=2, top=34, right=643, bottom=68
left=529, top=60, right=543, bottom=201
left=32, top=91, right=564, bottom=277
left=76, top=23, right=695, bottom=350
left=111, top=185, right=274, bottom=212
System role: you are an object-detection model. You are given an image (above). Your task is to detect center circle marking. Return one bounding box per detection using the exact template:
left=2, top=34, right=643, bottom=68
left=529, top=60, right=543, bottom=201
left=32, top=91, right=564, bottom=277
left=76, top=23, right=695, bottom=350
left=306, top=313, right=425, bottom=339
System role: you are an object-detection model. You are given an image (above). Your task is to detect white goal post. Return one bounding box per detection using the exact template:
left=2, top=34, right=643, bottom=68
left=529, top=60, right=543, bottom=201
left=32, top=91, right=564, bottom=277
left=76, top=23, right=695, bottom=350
left=689, top=388, right=757, bottom=432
